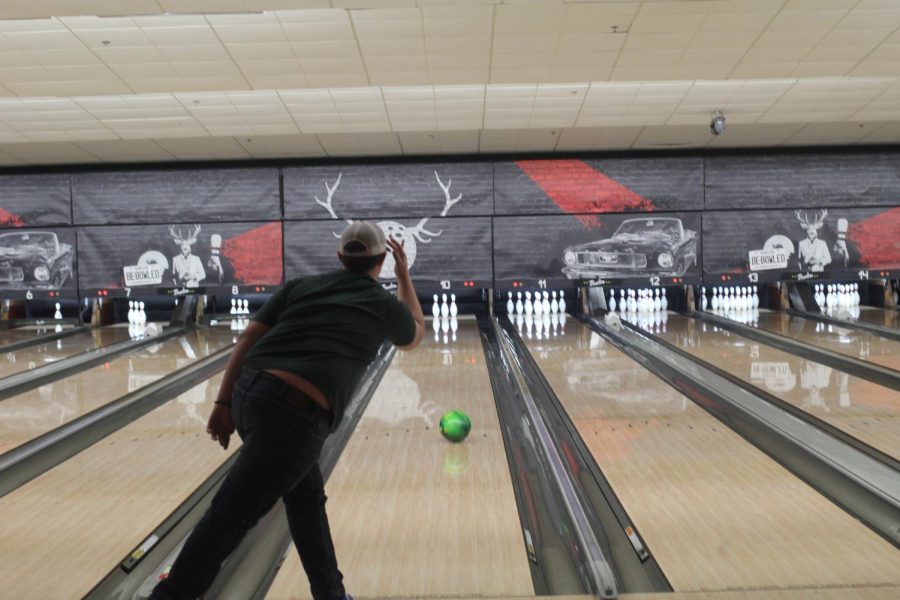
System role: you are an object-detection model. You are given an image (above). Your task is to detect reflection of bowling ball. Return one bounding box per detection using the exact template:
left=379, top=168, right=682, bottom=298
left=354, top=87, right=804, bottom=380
left=443, top=444, right=470, bottom=475
left=440, top=410, right=471, bottom=443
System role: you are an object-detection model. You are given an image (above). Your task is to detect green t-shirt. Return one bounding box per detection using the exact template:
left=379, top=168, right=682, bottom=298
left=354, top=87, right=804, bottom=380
left=242, top=270, right=416, bottom=431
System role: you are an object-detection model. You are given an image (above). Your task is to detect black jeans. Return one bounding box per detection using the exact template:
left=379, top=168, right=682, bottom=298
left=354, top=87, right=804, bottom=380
left=150, top=369, right=345, bottom=600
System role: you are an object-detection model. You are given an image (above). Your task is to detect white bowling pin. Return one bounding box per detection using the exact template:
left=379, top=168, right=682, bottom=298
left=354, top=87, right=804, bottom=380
left=711, top=288, right=719, bottom=311
left=661, top=288, right=668, bottom=311
left=752, top=285, right=759, bottom=309
left=506, top=292, right=514, bottom=315
left=559, top=292, right=567, bottom=314
left=653, top=289, right=661, bottom=312
left=242, top=299, right=250, bottom=315
left=441, top=293, right=449, bottom=318
left=700, top=287, right=707, bottom=311
left=138, top=301, right=146, bottom=325
left=127, top=301, right=135, bottom=324
left=551, top=291, right=559, bottom=314
left=524, top=291, right=533, bottom=316
left=533, top=290, right=543, bottom=316
left=853, top=283, right=860, bottom=306
left=608, top=290, right=616, bottom=312
left=432, top=294, right=440, bottom=318
left=450, top=293, right=458, bottom=317
left=542, top=291, right=551, bottom=315
left=230, top=298, right=237, bottom=315
left=516, top=292, right=524, bottom=315
left=54, top=302, right=62, bottom=320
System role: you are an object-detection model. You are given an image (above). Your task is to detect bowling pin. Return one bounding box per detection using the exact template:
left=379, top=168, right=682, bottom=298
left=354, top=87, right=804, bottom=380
left=127, top=300, right=135, bottom=324
left=653, top=289, right=661, bottom=312
left=559, top=291, right=567, bottom=314
left=54, top=302, right=62, bottom=320
left=524, top=291, right=533, bottom=316
left=852, top=283, right=860, bottom=306
left=711, top=288, right=719, bottom=311
left=533, top=291, right=543, bottom=316
left=138, top=301, right=146, bottom=325
left=230, top=298, right=237, bottom=315
left=661, top=288, right=668, bottom=311
left=243, top=299, right=250, bottom=315
left=516, top=292, right=524, bottom=315
left=551, top=291, right=559, bottom=314
left=619, top=289, right=626, bottom=313
left=506, top=292, right=514, bottom=315
left=441, top=293, right=449, bottom=318
left=449, top=293, right=458, bottom=317
left=700, top=287, right=707, bottom=311
left=432, top=294, right=440, bottom=318
left=542, top=291, right=551, bottom=315
left=752, top=285, right=759, bottom=309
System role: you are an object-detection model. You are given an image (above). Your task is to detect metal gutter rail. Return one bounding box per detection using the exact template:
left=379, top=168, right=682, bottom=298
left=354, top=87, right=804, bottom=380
left=691, top=310, right=899, bottom=392
left=582, top=314, right=900, bottom=549
left=492, top=318, right=618, bottom=598
left=0, top=344, right=234, bottom=498
left=0, top=326, right=186, bottom=402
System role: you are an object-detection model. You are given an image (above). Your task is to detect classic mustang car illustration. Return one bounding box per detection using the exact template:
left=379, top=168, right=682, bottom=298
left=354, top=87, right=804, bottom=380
left=562, top=217, right=697, bottom=279
left=0, top=231, right=74, bottom=288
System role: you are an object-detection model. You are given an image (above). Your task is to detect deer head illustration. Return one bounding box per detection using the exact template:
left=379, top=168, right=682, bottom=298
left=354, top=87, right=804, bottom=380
left=315, top=171, right=463, bottom=279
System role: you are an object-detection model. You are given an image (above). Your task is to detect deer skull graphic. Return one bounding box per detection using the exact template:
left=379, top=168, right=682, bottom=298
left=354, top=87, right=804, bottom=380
left=314, top=171, right=462, bottom=280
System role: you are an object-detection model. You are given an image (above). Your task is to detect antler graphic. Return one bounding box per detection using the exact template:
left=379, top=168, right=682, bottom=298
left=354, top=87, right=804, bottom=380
left=435, top=171, right=461, bottom=216
left=795, top=209, right=828, bottom=230
left=169, top=224, right=202, bottom=245
left=315, top=173, right=343, bottom=220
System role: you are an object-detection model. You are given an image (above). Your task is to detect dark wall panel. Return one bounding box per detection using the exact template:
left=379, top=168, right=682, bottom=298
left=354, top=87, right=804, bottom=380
left=703, top=206, right=900, bottom=281
left=284, top=217, right=492, bottom=288
left=706, top=152, right=900, bottom=209
left=0, top=174, right=70, bottom=226
left=72, top=168, right=280, bottom=225
left=494, top=157, right=703, bottom=215
left=0, top=227, right=77, bottom=297
left=78, top=222, right=282, bottom=292
left=283, top=163, right=493, bottom=220
left=495, top=212, right=701, bottom=286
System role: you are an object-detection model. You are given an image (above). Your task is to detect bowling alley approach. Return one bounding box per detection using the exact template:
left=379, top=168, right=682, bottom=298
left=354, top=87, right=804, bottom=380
left=1, top=3, right=900, bottom=600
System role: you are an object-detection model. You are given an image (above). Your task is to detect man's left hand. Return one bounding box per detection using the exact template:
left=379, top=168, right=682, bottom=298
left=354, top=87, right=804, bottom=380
left=207, top=404, right=235, bottom=450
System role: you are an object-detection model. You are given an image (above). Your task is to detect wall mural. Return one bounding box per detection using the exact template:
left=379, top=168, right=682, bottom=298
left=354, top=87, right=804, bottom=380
left=0, top=228, right=77, bottom=296
left=703, top=206, right=900, bottom=282
left=78, top=222, right=282, bottom=296
left=494, top=212, right=702, bottom=287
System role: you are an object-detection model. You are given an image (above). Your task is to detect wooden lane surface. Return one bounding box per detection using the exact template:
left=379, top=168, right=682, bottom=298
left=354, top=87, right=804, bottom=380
left=0, top=372, right=238, bottom=599
left=852, top=306, right=900, bottom=329
left=751, top=310, right=900, bottom=372
left=521, top=320, right=900, bottom=592
left=266, top=319, right=534, bottom=599
left=621, top=587, right=900, bottom=600
left=655, top=314, right=900, bottom=460
left=0, top=326, right=62, bottom=346
left=0, top=326, right=235, bottom=455
left=0, top=325, right=132, bottom=379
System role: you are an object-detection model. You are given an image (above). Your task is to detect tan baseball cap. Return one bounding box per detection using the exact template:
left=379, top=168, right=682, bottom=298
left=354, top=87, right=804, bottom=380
left=339, top=221, right=386, bottom=257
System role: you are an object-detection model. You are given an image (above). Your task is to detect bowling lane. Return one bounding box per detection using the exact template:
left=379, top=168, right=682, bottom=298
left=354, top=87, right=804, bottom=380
left=655, top=314, right=900, bottom=460
left=266, top=318, right=533, bottom=599
left=0, top=325, right=133, bottom=379
left=0, top=325, right=72, bottom=347
left=0, top=326, right=235, bottom=455
left=751, top=310, right=900, bottom=371
left=0, top=372, right=240, bottom=599
left=521, top=319, right=900, bottom=592
left=852, top=306, right=900, bottom=330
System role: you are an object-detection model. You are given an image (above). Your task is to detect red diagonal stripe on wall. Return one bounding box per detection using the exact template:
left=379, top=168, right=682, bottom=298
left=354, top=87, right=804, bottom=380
left=517, top=159, right=655, bottom=230
left=222, top=222, right=283, bottom=285
left=0, top=209, right=24, bottom=227
left=848, top=206, right=900, bottom=268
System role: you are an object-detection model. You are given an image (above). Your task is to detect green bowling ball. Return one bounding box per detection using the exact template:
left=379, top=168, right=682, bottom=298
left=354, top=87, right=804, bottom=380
left=439, top=410, right=472, bottom=443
